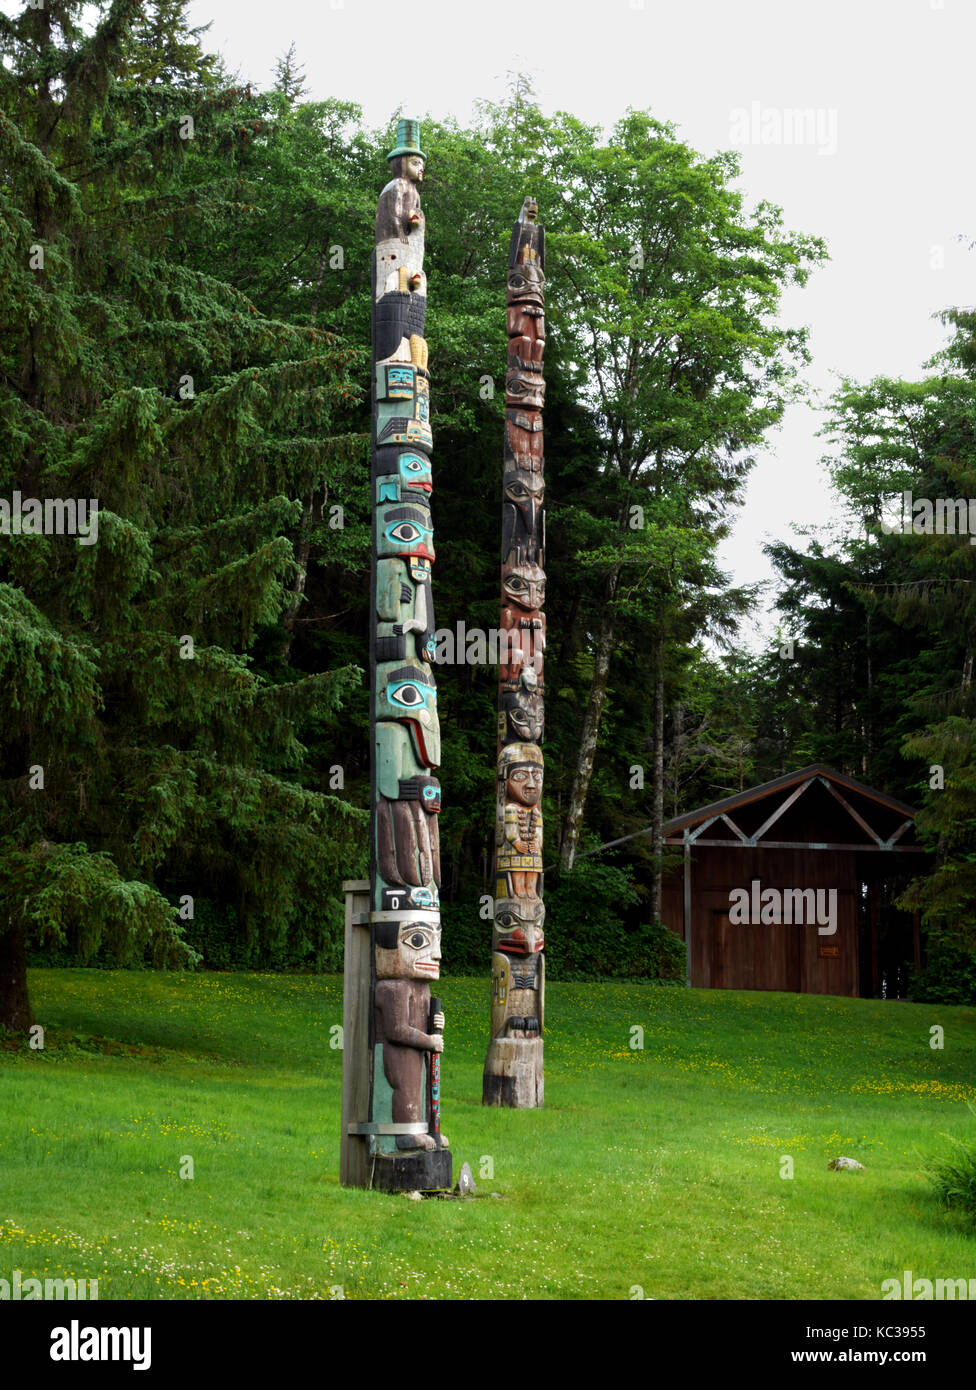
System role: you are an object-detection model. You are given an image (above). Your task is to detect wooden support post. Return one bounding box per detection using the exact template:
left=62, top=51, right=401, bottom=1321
left=683, top=837, right=692, bottom=988
left=340, top=878, right=371, bottom=1188
left=869, top=884, right=880, bottom=998
left=913, top=908, right=921, bottom=972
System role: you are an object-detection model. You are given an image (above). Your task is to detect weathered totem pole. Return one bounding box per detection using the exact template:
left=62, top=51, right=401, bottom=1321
left=357, top=119, right=451, bottom=1190
left=483, top=199, right=546, bottom=1109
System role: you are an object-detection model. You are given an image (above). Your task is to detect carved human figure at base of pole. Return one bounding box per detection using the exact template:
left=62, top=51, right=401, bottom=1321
left=373, top=913, right=448, bottom=1153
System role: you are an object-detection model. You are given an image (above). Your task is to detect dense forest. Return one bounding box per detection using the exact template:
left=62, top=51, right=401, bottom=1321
left=3, top=0, right=975, bottom=1029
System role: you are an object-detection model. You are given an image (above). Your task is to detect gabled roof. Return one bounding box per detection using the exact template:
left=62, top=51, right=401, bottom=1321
left=661, top=763, right=919, bottom=853
left=663, top=763, right=916, bottom=834
left=558, top=764, right=922, bottom=870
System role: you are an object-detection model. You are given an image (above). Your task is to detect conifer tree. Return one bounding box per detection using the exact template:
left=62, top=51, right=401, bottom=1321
left=0, top=0, right=366, bottom=1030
left=781, top=311, right=976, bottom=971
left=272, top=42, right=308, bottom=104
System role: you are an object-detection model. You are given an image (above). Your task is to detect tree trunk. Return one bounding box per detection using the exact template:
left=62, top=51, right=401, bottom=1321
left=0, top=920, right=33, bottom=1034
left=558, top=571, right=618, bottom=872
left=279, top=493, right=315, bottom=662
left=650, top=639, right=665, bottom=924
left=309, top=237, right=332, bottom=327
left=670, top=700, right=683, bottom=820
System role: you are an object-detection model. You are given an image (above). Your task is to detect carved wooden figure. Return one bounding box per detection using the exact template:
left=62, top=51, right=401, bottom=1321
left=373, top=912, right=445, bottom=1153
left=347, top=118, right=451, bottom=1191
left=495, top=743, right=544, bottom=899
left=499, top=561, right=546, bottom=688
left=484, top=198, right=547, bottom=1109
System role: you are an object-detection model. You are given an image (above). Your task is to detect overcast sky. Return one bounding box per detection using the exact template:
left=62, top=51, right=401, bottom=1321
left=190, top=0, right=975, bottom=648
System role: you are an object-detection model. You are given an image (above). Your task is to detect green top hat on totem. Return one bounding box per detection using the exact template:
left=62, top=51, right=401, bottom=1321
left=388, top=117, right=425, bottom=161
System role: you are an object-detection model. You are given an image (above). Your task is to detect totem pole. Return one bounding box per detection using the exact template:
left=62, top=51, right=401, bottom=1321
left=350, top=119, right=451, bottom=1191
left=483, top=199, right=546, bottom=1109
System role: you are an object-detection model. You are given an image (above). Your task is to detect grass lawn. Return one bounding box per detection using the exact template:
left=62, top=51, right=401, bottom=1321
left=1, top=969, right=975, bottom=1300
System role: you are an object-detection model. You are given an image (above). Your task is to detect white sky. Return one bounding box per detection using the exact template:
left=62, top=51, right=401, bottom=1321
left=181, top=2, right=976, bottom=645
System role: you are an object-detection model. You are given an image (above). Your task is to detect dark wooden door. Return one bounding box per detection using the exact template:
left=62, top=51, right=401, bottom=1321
left=711, top=910, right=802, bottom=992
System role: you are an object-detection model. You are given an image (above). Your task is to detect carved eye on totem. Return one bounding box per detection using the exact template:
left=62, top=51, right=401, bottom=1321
left=396, top=921, right=441, bottom=974
left=495, top=910, right=520, bottom=932
left=388, top=681, right=434, bottom=710
left=509, top=273, right=527, bottom=291
left=390, top=521, right=422, bottom=543
left=507, top=482, right=530, bottom=501
left=404, top=458, right=425, bottom=473
left=504, top=573, right=545, bottom=607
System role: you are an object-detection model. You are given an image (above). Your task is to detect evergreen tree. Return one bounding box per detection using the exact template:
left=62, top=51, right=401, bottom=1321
left=272, top=42, right=308, bottom=104
left=771, top=313, right=976, bottom=968
left=123, top=0, right=223, bottom=89
left=0, top=0, right=365, bottom=1029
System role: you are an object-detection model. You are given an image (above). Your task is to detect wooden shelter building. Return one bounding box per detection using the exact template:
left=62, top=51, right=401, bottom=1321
left=659, top=765, right=926, bottom=997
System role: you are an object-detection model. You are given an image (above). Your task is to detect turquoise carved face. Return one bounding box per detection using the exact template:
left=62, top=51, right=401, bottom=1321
left=375, top=451, right=433, bottom=504
left=375, top=365, right=432, bottom=450
left=397, top=451, right=432, bottom=493
left=376, top=502, right=435, bottom=564
left=375, top=660, right=441, bottom=767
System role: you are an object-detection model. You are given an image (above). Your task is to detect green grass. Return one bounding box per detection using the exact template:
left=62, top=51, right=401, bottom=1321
left=1, top=969, right=975, bottom=1299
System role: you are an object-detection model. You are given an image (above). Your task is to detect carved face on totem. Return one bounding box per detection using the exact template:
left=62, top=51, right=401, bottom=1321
left=505, top=410, right=544, bottom=472
left=374, top=912, right=441, bottom=979
left=375, top=451, right=433, bottom=504
left=375, top=363, right=431, bottom=450
left=507, top=262, right=545, bottom=312
left=503, top=467, right=544, bottom=534
left=493, top=896, right=545, bottom=955
left=498, top=689, right=545, bottom=745
left=505, top=762, right=542, bottom=808
left=376, top=660, right=440, bottom=767
left=388, top=153, right=425, bottom=184
left=498, top=743, right=543, bottom=804
left=396, top=451, right=432, bottom=494
left=502, top=562, right=545, bottom=612
left=506, top=360, right=545, bottom=411
left=396, top=773, right=441, bottom=813
left=376, top=362, right=430, bottom=409
left=377, top=500, right=435, bottom=582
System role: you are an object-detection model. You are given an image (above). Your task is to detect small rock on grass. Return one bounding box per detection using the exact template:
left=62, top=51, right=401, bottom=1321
left=828, top=1156, right=865, bottom=1171
left=453, top=1162, right=476, bottom=1197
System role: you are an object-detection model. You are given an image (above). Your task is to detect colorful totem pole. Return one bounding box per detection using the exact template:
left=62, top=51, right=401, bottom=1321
left=352, top=119, right=451, bottom=1191
left=483, top=199, right=546, bottom=1109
